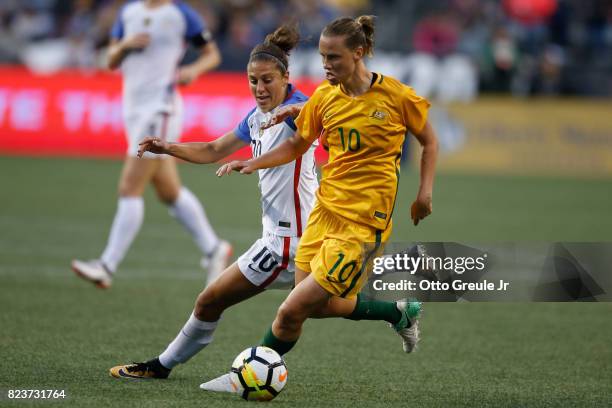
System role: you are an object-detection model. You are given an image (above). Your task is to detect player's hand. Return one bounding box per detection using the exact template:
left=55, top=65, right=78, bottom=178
left=410, top=194, right=432, bottom=226
left=122, top=33, right=151, bottom=51
left=177, top=66, right=199, bottom=86
left=216, top=160, right=256, bottom=177
left=261, top=104, right=302, bottom=130
left=137, top=137, right=169, bottom=157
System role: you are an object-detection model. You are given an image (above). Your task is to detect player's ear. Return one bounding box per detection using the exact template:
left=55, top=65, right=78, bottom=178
left=353, top=46, right=364, bottom=61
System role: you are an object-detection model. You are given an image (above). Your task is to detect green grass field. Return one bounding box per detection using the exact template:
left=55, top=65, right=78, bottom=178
left=1, top=156, right=611, bottom=407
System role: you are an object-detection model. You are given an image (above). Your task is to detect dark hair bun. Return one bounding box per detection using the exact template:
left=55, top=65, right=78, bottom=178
left=264, top=24, right=300, bottom=56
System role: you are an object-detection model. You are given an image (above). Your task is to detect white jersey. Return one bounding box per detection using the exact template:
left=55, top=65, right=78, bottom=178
left=111, top=0, right=210, bottom=115
left=235, top=85, right=318, bottom=237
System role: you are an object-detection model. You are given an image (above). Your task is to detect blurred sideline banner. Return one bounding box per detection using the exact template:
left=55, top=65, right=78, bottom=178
left=1, top=67, right=611, bottom=176
left=0, top=67, right=322, bottom=160
left=428, top=98, right=612, bottom=177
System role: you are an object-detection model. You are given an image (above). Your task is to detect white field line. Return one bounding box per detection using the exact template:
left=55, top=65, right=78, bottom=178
left=0, top=264, right=208, bottom=281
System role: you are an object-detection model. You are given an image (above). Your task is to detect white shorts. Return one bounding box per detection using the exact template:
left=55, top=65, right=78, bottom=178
left=124, top=98, right=183, bottom=158
left=237, top=232, right=299, bottom=289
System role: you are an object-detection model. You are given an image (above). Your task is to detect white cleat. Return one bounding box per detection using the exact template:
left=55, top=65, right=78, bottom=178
left=202, top=240, right=233, bottom=285
left=393, top=300, right=422, bottom=353
left=71, top=259, right=113, bottom=289
left=200, top=373, right=235, bottom=393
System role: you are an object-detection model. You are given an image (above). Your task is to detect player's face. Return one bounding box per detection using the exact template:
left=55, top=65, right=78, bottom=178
left=319, top=34, right=363, bottom=85
left=247, top=60, right=289, bottom=113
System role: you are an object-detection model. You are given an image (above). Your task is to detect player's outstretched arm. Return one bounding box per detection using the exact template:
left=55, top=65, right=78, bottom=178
left=261, top=103, right=305, bottom=130
left=138, top=132, right=247, bottom=164
left=411, top=121, right=438, bottom=225
left=216, top=132, right=311, bottom=177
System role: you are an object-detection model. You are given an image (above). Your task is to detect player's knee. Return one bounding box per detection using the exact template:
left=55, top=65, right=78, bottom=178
left=157, top=190, right=178, bottom=205
left=309, top=300, right=332, bottom=319
left=118, top=179, right=144, bottom=197
left=118, top=182, right=135, bottom=197
left=276, top=301, right=304, bottom=331
left=194, top=288, right=224, bottom=320
left=155, top=185, right=179, bottom=205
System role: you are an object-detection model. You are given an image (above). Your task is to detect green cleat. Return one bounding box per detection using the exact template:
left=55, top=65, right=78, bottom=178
left=393, top=300, right=422, bottom=353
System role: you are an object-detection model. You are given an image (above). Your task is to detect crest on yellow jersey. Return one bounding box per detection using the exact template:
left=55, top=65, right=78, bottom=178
left=370, top=109, right=387, bottom=120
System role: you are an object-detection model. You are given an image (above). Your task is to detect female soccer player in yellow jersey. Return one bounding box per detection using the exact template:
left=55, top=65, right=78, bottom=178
left=216, top=15, right=438, bottom=362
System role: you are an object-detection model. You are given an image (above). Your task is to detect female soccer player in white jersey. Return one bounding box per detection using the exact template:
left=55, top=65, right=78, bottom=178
left=71, top=0, right=231, bottom=288
left=108, top=24, right=319, bottom=379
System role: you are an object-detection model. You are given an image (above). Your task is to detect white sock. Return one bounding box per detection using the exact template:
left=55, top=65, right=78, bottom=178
left=100, top=196, right=144, bottom=272
left=170, top=187, right=219, bottom=256
left=158, top=313, right=219, bottom=369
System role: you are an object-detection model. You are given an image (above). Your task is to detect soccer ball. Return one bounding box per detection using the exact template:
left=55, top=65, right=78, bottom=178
left=229, top=346, right=288, bottom=401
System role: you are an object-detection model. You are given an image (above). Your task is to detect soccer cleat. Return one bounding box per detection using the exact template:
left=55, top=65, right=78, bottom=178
left=200, top=373, right=235, bottom=393
left=109, top=358, right=171, bottom=379
left=393, top=300, right=422, bottom=353
left=71, top=259, right=113, bottom=289
left=201, top=240, right=233, bottom=285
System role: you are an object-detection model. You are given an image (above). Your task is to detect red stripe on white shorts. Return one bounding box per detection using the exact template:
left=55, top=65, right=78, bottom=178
left=260, top=236, right=291, bottom=288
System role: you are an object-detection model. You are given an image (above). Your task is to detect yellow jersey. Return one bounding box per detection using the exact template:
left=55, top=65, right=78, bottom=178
left=295, top=73, right=430, bottom=230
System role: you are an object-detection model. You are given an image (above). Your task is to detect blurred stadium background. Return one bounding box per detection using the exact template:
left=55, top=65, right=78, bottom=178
left=1, top=0, right=611, bottom=172
left=1, top=0, right=612, bottom=95
left=1, top=0, right=611, bottom=407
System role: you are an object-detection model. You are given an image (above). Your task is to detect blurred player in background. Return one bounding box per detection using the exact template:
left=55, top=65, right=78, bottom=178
left=211, top=15, right=438, bottom=388
left=71, top=0, right=231, bottom=288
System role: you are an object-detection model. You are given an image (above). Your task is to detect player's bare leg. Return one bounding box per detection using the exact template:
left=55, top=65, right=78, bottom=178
left=260, top=273, right=331, bottom=356
left=193, top=262, right=265, bottom=321
left=72, top=157, right=159, bottom=288
left=202, top=271, right=331, bottom=392
left=293, top=267, right=399, bottom=319
left=284, top=267, right=421, bottom=353
left=110, top=262, right=264, bottom=379
left=151, top=156, right=181, bottom=203
left=292, top=268, right=356, bottom=317
left=156, top=262, right=264, bottom=369
left=154, top=157, right=232, bottom=283
left=119, top=156, right=161, bottom=196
